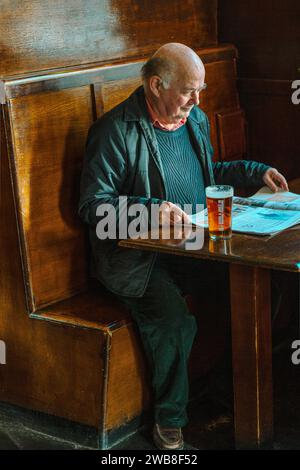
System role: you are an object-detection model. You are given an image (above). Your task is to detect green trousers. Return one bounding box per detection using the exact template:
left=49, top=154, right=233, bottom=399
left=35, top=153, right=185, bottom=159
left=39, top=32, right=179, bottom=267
left=117, top=253, right=228, bottom=428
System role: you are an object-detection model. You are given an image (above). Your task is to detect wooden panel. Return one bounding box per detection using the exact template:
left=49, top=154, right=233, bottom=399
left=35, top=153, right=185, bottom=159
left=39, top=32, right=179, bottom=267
left=219, top=0, right=300, bottom=79
left=0, top=121, right=103, bottom=428
left=0, top=105, right=28, bottom=397
left=0, top=0, right=217, bottom=77
left=0, top=61, right=144, bottom=104
left=1, top=45, right=237, bottom=102
left=106, top=325, right=150, bottom=431
left=0, top=45, right=236, bottom=116
left=8, top=86, right=94, bottom=311
left=230, top=265, right=273, bottom=449
left=218, top=2, right=300, bottom=183
left=201, top=59, right=239, bottom=114
left=94, top=77, right=142, bottom=118
left=200, top=59, right=240, bottom=160
left=217, top=109, right=246, bottom=161
left=2, top=320, right=105, bottom=428
left=240, top=79, right=300, bottom=180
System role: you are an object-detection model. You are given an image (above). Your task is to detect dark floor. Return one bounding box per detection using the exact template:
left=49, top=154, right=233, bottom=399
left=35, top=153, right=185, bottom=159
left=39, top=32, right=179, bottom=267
left=112, top=339, right=300, bottom=451
left=0, top=331, right=299, bottom=451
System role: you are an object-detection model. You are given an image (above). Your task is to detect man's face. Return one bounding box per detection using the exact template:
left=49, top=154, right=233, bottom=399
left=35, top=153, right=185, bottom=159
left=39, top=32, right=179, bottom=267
left=156, top=67, right=206, bottom=124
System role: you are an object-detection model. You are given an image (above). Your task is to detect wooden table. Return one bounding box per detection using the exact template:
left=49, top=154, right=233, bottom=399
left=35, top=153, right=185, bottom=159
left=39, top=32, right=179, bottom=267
left=119, top=224, right=300, bottom=449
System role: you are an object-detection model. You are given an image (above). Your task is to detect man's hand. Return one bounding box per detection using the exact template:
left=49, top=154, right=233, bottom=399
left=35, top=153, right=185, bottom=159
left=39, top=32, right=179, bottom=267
left=262, top=168, right=289, bottom=192
left=159, top=201, right=191, bottom=226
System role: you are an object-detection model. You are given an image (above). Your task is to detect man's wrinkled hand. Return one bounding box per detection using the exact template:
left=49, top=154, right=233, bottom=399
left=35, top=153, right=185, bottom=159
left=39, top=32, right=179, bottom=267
left=262, top=168, right=289, bottom=192
left=159, top=201, right=191, bottom=226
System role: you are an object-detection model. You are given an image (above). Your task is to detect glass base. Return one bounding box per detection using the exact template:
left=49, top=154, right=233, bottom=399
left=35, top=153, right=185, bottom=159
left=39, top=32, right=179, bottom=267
left=209, top=230, right=232, bottom=240
left=209, top=235, right=232, bottom=241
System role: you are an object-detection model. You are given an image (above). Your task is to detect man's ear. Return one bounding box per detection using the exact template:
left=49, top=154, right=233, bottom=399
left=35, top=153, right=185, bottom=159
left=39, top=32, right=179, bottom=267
left=149, top=76, right=162, bottom=98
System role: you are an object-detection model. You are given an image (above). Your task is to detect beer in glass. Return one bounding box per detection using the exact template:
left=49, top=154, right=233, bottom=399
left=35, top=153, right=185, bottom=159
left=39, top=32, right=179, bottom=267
left=205, top=185, right=233, bottom=240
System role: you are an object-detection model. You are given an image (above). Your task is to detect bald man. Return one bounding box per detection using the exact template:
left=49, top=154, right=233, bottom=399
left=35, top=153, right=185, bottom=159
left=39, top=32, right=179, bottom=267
left=79, top=43, right=288, bottom=450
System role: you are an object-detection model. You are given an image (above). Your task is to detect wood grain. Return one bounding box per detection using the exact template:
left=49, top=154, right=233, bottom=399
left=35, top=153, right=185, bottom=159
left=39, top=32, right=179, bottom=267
left=119, top=225, right=300, bottom=273
left=0, top=0, right=217, bottom=77
left=219, top=1, right=300, bottom=182
left=9, top=86, right=94, bottom=310
left=230, top=264, right=273, bottom=449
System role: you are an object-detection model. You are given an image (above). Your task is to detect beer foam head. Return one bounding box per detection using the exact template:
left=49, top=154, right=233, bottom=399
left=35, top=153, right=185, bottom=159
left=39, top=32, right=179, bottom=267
left=205, top=185, right=234, bottom=199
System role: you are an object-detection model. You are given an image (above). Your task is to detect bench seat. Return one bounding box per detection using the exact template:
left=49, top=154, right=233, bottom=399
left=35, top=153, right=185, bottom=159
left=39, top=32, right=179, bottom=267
left=31, top=284, right=131, bottom=331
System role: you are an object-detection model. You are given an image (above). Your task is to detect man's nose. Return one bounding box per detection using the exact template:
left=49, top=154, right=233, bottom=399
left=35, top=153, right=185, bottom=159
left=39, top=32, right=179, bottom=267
left=189, top=91, right=199, bottom=105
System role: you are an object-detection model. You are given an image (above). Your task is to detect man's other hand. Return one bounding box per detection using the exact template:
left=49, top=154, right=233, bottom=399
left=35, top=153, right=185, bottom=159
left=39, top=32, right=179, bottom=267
left=159, top=201, right=191, bottom=226
left=262, top=168, right=289, bottom=192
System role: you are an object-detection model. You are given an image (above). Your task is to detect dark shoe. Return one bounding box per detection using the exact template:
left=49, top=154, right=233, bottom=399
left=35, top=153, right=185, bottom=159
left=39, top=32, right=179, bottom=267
left=153, top=423, right=184, bottom=450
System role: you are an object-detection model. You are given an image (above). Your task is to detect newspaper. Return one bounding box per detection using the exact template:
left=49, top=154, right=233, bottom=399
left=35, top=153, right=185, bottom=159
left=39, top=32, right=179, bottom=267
left=190, top=186, right=300, bottom=235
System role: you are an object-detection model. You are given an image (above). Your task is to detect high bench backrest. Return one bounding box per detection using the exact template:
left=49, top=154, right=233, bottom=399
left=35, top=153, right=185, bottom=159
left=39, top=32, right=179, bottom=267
left=2, top=45, right=245, bottom=313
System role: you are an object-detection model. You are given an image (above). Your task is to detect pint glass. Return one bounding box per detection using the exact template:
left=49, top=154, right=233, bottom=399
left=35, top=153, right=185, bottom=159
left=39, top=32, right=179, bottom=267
left=205, top=185, right=234, bottom=240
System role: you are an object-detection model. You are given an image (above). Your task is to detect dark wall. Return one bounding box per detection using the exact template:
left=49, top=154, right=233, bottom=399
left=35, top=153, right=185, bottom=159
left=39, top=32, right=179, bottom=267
left=0, top=0, right=217, bottom=77
left=219, top=0, right=300, bottom=80
left=218, top=0, right=300, bottom=180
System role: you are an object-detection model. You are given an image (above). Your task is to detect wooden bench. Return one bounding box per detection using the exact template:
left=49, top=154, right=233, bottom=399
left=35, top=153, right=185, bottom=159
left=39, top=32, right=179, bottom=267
left=0, top=44, right=246, bottom=448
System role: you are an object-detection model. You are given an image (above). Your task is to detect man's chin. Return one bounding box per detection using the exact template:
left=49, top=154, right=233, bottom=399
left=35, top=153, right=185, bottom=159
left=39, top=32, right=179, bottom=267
left=180, top=107, right=193, bottom=117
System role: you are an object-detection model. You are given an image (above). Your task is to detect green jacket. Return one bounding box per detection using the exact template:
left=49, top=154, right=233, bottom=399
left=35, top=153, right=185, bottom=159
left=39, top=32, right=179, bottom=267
left=79, top=86, right=269, bottom=297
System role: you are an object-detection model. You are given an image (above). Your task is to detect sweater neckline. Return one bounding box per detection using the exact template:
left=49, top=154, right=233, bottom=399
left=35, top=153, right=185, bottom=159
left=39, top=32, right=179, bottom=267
left=153, top=123, right=187, bottom=136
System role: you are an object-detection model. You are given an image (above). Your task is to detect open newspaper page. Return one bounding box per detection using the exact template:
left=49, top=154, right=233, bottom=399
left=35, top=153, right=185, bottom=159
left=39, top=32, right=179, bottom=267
left=191, top=187, right=300, bottom=235
left=234, top=186, right=300, bottom=211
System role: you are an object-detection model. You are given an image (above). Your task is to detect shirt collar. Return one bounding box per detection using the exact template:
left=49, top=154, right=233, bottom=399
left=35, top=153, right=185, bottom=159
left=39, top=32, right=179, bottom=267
left=145, top=97, right=186, bottom=131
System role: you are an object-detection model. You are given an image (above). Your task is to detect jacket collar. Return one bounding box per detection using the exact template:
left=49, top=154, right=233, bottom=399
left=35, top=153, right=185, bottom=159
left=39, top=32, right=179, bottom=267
left=124, top=86, right=148, bottom=122
left=123, top=86, right=213, bottom=188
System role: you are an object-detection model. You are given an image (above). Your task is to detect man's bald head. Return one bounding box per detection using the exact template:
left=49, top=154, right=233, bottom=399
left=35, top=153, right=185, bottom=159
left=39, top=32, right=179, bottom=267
left=141, top=43, right=204, bottom=89
left=142, top=43, right=206, bottom=126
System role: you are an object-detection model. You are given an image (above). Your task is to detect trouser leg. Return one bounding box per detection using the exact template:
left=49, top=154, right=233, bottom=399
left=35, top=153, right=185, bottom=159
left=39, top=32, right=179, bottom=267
left=117, top=259, right=198, bottom=427
left=159, top=252, right=229, bottom=301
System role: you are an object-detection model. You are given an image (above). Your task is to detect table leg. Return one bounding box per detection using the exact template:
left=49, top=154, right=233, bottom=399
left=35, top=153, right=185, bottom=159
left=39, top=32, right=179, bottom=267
left=230, top=264, right=273, bottom=449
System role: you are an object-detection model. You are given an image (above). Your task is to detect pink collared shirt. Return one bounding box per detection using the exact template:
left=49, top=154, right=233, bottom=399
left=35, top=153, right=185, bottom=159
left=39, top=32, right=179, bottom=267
left=146, top=98, right=186, bottom=131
